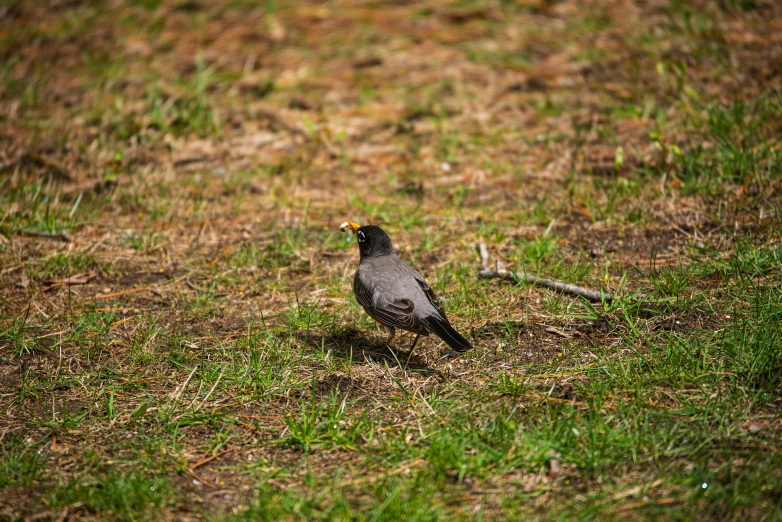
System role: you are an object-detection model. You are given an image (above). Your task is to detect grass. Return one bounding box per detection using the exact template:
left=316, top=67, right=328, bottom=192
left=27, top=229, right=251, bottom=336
left=1, top=0, right=781, bottom=520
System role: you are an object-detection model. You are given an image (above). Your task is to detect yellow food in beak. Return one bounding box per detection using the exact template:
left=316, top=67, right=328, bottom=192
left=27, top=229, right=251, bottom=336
left=339, top=221, right=361, bottom=234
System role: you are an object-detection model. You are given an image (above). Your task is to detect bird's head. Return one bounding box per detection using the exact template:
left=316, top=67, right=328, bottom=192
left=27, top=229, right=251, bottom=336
left=339, top=221, right=396, bottom=259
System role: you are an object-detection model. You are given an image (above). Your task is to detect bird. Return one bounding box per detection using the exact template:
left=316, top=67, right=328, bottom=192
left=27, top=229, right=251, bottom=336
left=339, top=221, right=473, bottom=356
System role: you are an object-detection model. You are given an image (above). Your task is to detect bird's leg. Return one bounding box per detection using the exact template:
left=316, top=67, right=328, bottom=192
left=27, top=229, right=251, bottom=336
left=386, top=325, right=396, bottom=344
left=405, top=334, right=421, bottom=365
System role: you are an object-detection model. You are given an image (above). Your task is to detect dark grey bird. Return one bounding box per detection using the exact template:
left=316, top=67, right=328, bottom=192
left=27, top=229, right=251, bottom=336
left=339, top=221, right=473, bottom=355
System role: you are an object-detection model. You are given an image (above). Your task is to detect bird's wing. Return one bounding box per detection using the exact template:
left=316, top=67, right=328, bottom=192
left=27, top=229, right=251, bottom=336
left=411, top=272, right=473, bottom=352
left=354, top=272, right=429, bottom=335
left=413, top=272, right=446, bottom=319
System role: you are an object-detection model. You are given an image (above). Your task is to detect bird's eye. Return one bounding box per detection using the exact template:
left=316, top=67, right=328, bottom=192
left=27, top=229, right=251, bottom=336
left=357, top=231, right=366, bottom=242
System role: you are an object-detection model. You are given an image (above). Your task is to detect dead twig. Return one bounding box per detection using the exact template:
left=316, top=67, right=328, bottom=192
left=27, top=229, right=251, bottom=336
left=18, top=230, right=72, bottom=242
left=186, top=467, right=217, bottom=489
left=227, top=417, right=257, bottom=430
left=192, top=367, right=225, bottom=413
left=190, top=447, right=234, bottom=470
left=83, top=286, right=149, bottom=302
left=476, top=243, right=613, bottom=302
left=41, top=271, right=98, bottom=291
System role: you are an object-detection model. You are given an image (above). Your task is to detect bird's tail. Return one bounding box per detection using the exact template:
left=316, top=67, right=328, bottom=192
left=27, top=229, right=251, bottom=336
left=424, top=315, right=473, bottom=352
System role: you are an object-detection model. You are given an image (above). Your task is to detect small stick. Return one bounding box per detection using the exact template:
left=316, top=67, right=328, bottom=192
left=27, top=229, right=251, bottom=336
left=190, top=447, right=234, bottom=470
left=170, top=366, right=199, bottom=403
left=83, top=286, right=148, bottom=302
left=476, top=243, right=613, bottom=302
left=18, top=230, right=72, bottom=242
left=186, top=467, right=217, bottom=489
left=228, top=417, right=257, bottom=430
left=193, top=367, right=225, bottom=413
left=477, top=242, right=491, bottom=271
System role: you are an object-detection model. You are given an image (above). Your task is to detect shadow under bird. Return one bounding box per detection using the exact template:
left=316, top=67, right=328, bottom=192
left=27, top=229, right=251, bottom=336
left=339, top=221, right=473, bottom=355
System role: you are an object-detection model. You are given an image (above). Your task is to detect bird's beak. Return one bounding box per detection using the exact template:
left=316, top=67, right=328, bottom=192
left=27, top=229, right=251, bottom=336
left=339, top=221, right=361, bottom=234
